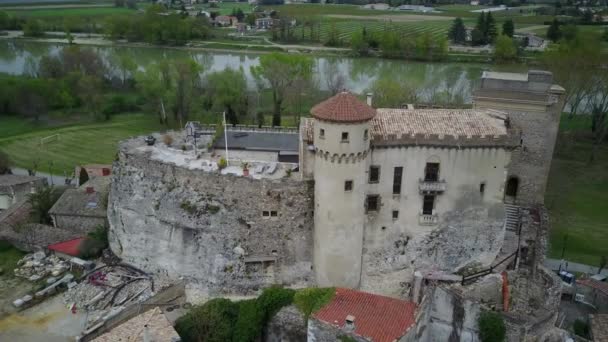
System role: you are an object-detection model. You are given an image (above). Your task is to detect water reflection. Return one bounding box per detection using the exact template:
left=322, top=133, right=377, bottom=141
left=0, top=40, right=525, bottom=103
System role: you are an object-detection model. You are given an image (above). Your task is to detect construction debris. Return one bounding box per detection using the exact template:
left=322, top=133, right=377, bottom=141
left=14, top=252, right=71, bottom=281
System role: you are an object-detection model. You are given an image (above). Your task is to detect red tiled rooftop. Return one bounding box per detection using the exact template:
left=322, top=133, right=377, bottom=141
left=311, top=92, right=376, bottom=123
left=48, top=237, right=85, bottom=257
left=578, top=279, right=608, bottom=296
left=313, top=288, right=417, bottom=342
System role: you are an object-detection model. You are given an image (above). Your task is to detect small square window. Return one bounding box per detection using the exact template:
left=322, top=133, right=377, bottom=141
left=344, top=180, right=353, bottom=192
left=480, top=182, right=486, bottom=193
left=262, top=211, right=270, bottom=217
left=392, top=210, right=399, bottom=219
left=364, top=129, right=369, bottom=140
left=341, top=132, right=349, bottom=142
left=270, top=211, right=278, bottom=217
left=366, top=195, right=379, bottom=212
left=319, top=128, right=325, bottom=139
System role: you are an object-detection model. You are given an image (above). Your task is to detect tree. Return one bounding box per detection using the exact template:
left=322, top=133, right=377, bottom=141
left=171, top=58, right=201, bottom=127
left=324, top=60, right=347, bottom=95
left=115, top=53, right=137, bottom=87
left=27, top=186, right=60, bottom=224
left=250, top=53, right=313, bottom=126
left=494, top=35, right=518, bottom=63
left=448, top=17, right=467, bottom=44
left=0, top=150, right=11, bottom=174
left=350, top=28, right=370, bottom=56
left=474, top=12, right=487, bottom=44
left=206, top=67, right=248, bottom=125
left=502, top=19, right=514, bottom=38
left=478, top=311, right=506, bottom=342
left=175, top=298, right=238, bottom=342
left=561, top=24, right=578, bottom=41
left=485, top=12, right=498, bottom=43
left=126, top=0, right=137, bottom=9
left=136, top=62, right=170, bottom=125
left=324, top=22, right=342, bottom=47
left=546, top=18, right=562, bottom=42
left=23, top=19, right=44, bottom=37
left=367, top=76, right=417, bottom=108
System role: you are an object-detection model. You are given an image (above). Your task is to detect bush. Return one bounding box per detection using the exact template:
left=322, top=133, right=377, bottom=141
left=232, top=299, right=263, bottom=342
left=78, top=225, right=108, bottom=259
left=258, top=286, right=295, bottom=321
left=101, top=94, right=139, bottom=118
left=478, top=311, right=506, bottom=342
left=217, top=157, right=227, bottom=170
left=175, top=298, right=239, bottom=342
left=573, top=319, right=590, bottom=338
left=294, top=287, right=335, bottom=323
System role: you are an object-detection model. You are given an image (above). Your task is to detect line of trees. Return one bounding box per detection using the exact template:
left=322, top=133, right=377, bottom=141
left=448, top=15, right=513, bottom=46
left=351, top=27, right=448, bottom=61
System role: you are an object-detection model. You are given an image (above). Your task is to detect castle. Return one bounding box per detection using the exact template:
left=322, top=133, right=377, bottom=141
left=108, top=70, right=564, bottom=300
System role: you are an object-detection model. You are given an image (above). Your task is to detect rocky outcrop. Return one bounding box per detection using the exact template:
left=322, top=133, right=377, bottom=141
left=108, top=142, right=314, bottom=300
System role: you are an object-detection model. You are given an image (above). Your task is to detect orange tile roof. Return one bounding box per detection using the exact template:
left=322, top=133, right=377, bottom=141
left=373, top=108, right=507, bottom=139
left=578, top=279, right=608, bottom=296
left=311, top=92, right=376, bottom=123
left=313, top=288, right=417, bottom=342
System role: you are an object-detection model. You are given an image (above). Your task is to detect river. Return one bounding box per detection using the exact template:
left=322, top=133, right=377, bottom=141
left=0, top=40, right=526, bottom=102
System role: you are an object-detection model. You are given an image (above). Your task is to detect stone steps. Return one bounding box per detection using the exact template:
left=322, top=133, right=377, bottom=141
left=505, top=204, right=520, bottom=232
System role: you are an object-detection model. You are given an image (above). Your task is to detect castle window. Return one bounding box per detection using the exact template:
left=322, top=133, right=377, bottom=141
left=364, top=129, right=369, bottom=140
left=422, top=195, right=435, bottom=215
left=319, top=128, right=325, bottom=139
left=480, top=182, right=486, bottom=194
left=344, top=180, right=353, bottom=192
left=366, top=195, right=379, bottom=212
left=392, top=210, right=399, bottom=219
left=341, top=132, right=349, bottom=142
left=393, top=167, right=403, bottom=194
left=270, top=211, right=278, bottom=217
left=424, top=163, right=440, bottom=182
left=262, top=211, right=270, bottom=218
left=369, top=166, right=380, bottom=183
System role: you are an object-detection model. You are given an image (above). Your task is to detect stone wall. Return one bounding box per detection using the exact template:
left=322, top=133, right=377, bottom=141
left=52, top=215, right=107, bottom=235
left=264, top=305, right=306, bottom=342
left=108, top=146, right=314, bottom=300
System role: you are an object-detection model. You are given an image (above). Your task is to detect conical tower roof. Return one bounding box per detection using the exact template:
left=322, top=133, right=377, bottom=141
left=311, top=91, right=376, bottom=123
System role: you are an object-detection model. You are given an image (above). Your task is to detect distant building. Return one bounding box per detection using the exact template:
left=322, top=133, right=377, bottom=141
left=255, top=17, right=274, bottom=30
left=215, top=15, right=233, bottom=26
left=362, top=3, right=390, bottom=10
left=0, top=175, right=47, bottom=211
left=236, top=22, right=248, bottom=33
left=48, top=177, right=110, bottom=234
left=470, top=0, right=480, bottom=5
left=397, top=4, right=438, bottom=12
left=576, top=278, right=608, bottom=312
left=75, top=164, right=111, bottom=187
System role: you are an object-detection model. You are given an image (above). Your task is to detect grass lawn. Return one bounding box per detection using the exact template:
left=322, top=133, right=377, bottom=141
left=0, top=241, right=25, bottom=275
left=545, top=115, right=608, bottom=265
left=5, top=7, right=135, bottom=17
left=0, top=113, right=164, bottom=173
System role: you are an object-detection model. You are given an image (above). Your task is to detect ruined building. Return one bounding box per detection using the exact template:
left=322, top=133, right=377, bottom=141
left=108, top=70, right=565, bottom=303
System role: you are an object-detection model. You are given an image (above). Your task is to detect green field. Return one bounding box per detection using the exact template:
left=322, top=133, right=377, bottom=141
left=5, top=7, right=135, bottom=17
left=0, top=114, right=164, bottom=173
left=545, top=115, right=608, bottom=265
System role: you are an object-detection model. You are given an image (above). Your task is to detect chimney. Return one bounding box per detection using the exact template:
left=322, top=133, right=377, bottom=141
left=343, top=315, right=356, bottom=332
left=85, top=187, right=95, bottom=194
left=366, top=93, right=373, bottom=107
left=143, top=324, right=150, bottom=342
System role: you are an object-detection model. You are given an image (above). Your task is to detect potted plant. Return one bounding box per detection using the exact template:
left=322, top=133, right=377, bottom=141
left=242, top=162, right=250, bottom=176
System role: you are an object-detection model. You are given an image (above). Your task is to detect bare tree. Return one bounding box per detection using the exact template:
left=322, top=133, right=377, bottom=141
left=324, top=60, right=346, bottom=95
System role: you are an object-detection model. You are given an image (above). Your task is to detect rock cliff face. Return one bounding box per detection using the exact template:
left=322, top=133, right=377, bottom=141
left=108, top=142, right=314, bottom=300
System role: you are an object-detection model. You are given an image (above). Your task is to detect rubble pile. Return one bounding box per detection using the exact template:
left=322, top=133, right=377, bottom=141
left=63, top=265, right=154, bottom=326
left=14, top=251, right=70, bottom=282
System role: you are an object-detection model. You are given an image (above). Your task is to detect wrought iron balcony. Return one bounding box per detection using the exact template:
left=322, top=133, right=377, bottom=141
left=418, top=179, right=447, bottom=193
left=419, top=213, right=439, bottom=226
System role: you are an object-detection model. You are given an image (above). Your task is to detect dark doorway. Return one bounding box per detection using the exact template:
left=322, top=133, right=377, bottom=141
left=424, top=163, right=439, bottom=182
left=505, top=177, right=519, bottom=200
left=422, top=195, right=435, bottom=215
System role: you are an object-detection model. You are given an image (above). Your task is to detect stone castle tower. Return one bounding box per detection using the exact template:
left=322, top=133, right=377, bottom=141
left=310, top=92, right=376, bottom=288
left=473, top=70, right=565, bottom=205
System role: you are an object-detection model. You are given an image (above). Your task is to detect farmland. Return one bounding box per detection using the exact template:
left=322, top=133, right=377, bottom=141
left=4, top=6, right=134, bottom=17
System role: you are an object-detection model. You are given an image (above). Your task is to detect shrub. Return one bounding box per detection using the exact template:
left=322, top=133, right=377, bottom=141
left=258, top=286, right=295, bottom=321
left=573, top=319, right=590, bottom=338
left=294, top=287, right=335, bottom=324
left=101, top=94, right=138, bottom=118
left=478, top=311, right=506, bottom=342
left=217, top=157, right=228, bottom=170
left=232, top=299, right=263, bottom=342
left=175, top=298, right=238, bottom=342
left=162, top=134, right=173, bottom=146
left=78, top=225, right=108, bottom=259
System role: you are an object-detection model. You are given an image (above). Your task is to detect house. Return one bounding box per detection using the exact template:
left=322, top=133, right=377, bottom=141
left=470, top=0, right=480, bottom=5
left=48, top=237, right=85, bottom=259
left=362, top=3, right=391, bottom=10
left=576, top=278, right=608, bottom=311
left=309, top=288, right=418, bottom=341
left=236, top=22, right=248, bottom=34
left=75, top=164, right=111, bottom=186
left=48, top=176, right=110, bottom=234
left=215, top=15, right=233, bottom=26
left=397, top=5, right=438, bottom=12
left=0, top=175, right=47, bottom=211
left=255, top=17, right=274, bottom=30
left=91, top=307, right=180, bottom=342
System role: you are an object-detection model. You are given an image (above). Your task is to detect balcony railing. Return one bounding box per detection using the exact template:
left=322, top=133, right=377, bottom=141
left=419, top=179, right=447, bottom=193
left=419, top=213, right=439, bottom=226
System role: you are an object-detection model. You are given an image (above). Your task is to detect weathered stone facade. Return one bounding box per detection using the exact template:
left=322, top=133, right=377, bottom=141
left=108, top=142, right=314, bottom=299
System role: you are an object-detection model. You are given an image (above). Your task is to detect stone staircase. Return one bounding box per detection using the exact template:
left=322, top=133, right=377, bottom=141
left=505, top=204, right=520, bottom=232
